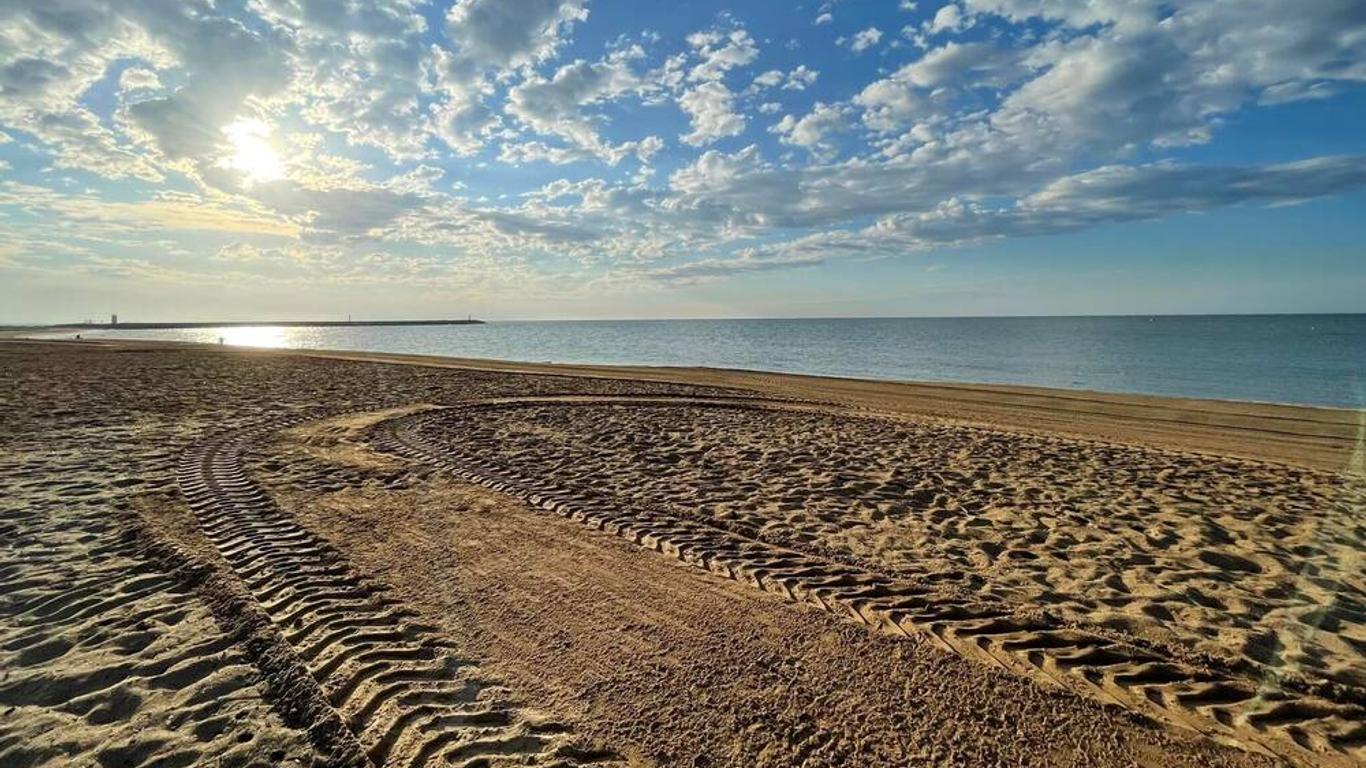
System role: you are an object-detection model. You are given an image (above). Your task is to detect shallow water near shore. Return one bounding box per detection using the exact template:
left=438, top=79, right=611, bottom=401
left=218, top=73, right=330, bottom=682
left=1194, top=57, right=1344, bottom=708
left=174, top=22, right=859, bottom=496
left=68, top=314, right=1365, bottom=408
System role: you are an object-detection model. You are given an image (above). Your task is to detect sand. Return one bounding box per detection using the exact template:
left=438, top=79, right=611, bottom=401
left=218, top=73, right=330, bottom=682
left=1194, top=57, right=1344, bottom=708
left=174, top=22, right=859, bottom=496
left=400, top=399, right=1364, bottom=690
left=1, top=339, right=1361, bottom=768
left=0, top=345, right=316, bottom=767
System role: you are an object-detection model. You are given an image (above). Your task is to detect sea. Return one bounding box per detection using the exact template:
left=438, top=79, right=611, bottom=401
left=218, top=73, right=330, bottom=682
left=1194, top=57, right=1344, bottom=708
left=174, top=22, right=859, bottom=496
left=55, top=314, right=1366, bottom=409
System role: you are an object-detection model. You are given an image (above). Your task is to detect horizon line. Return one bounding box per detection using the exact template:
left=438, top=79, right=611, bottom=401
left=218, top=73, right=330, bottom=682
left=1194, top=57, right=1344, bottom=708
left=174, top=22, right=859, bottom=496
left=6, top=310, right=1364, bottom=328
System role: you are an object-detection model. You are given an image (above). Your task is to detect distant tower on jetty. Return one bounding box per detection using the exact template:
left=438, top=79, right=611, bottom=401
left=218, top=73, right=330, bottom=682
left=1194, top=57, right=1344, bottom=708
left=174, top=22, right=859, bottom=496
left=110, top=313, right=118, bottom=326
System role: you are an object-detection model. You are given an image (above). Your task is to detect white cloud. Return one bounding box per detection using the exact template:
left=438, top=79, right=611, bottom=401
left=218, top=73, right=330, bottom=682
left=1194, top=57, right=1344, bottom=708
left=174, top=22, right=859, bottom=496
left=848, top=27, right=884, bottom=53
left=122, top=12, right=293, bottom=165
left=30, top=108, right=164, bottom=181
left=751, top=65, right=819, bottom=93
left=815, top=13, right=833, bottom=25
left=414, top=0, right=590, bottom=157
left=678, top=82, right=746, bottom=146
left=752, top=70, right=784, bottom=89
left=783, top=65, right=820, bottom=91
left=630, top=251, right=824, bottom=285
left=963, top=0, right=1157, bottom=33
left=2, top=0, right=1366, bottom=300
left=874, top=155, right=1366, bottom=251
left=1258, top=81, right=1337, bottom=107
left=117, top=67, right=162, bottom=94
left=252, top=0, right=434, bottom=160
left=854, top=41, right=1027, bottom=131
left=498, top=140, right=591, bottom=165
left=635, top=135, right=665, bottom=162
left=926, top=4, right=968, bottom=34
left=687, top=154, right=1366, bottom=275
left=505, top=46, right=652, bottom=164
left=0, top=1, right=284, bottom=180
left=770, top=103, right=848, bottom=159
left=443, top=0, right=588, bottom=75
left=686, top=28, right=759, bottom=82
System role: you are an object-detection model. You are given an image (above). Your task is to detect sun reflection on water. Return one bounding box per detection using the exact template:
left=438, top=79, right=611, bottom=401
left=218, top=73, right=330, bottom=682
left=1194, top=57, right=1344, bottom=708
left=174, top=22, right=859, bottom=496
left=211, top=326, right=294, bottom=348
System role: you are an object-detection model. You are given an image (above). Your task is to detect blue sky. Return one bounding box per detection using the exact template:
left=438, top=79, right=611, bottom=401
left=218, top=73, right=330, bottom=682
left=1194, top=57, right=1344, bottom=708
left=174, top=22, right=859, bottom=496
left=1, top=0, right=1364, bottom=322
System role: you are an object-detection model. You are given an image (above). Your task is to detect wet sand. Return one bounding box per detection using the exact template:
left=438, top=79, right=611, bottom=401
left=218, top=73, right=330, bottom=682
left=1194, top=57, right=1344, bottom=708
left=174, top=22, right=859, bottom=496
left=1, top=339, right=1361, bottom=767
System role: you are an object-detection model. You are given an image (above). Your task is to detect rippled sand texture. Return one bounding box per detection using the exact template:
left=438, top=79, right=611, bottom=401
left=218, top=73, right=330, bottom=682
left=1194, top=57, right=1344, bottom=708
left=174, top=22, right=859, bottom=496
left=420, top=402, right=1366, bottom=695
left=0, top=343, right=733, bottom=768
left=0, top=384, right=315, bottom=767
left=3, top=341, right=1360, bottom=768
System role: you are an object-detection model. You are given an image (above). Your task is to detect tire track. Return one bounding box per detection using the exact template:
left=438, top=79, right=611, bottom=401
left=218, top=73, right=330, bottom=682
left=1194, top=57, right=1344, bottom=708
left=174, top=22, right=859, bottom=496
left=0, top=416, right=318, bottom=768
left=177, top=415, right=618, bottom=768
left=375, top=396, right=1365, bottom=768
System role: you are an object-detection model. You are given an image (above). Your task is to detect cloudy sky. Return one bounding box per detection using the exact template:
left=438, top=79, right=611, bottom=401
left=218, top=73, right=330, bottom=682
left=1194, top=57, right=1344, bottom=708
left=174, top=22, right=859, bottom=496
left=2, top=0, right=1364, bottom=322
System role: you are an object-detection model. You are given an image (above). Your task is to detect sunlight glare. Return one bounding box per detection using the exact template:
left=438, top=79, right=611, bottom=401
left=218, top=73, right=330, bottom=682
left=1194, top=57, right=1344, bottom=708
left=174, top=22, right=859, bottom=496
left=212, top=326, right=292, bottom=348
left=221, top=118, right=284, bottom=184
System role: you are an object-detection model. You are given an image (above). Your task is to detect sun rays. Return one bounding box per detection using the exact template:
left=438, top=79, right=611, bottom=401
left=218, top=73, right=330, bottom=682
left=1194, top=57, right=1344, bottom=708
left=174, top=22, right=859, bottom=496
left=221, top=118, right=284, bottom=184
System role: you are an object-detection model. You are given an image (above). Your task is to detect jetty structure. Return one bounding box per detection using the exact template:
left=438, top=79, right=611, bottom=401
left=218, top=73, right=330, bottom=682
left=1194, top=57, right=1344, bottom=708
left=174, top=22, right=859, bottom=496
left=54, top=318, right=484, bottom=330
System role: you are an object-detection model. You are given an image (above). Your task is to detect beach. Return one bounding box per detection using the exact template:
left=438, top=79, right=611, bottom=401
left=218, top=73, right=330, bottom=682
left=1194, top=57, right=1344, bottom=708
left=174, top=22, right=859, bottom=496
left=2, top=338, right=1362, bottom=768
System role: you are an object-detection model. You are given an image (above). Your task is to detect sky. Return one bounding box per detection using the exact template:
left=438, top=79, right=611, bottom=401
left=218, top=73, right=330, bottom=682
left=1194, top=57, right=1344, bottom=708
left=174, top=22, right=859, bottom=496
left=1, top=0, right=1365, bottom=323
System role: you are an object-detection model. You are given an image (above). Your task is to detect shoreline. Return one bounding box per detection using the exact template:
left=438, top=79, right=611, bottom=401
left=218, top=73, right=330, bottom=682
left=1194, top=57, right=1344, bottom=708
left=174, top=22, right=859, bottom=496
left=11, top=335, right=1363, bottom=472
left=16, top=330, right=1361, bottom=413
left=18, top=314, right=1363, bottom=412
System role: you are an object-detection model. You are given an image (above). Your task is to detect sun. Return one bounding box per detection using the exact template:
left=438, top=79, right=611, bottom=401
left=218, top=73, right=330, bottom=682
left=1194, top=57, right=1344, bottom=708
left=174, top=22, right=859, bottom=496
left=221, top=118, right=284, bottom=184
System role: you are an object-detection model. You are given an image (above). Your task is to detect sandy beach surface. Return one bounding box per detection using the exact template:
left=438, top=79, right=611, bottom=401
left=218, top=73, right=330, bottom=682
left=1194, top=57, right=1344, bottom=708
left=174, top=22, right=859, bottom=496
left=2, top=338, right=1361, bottom=768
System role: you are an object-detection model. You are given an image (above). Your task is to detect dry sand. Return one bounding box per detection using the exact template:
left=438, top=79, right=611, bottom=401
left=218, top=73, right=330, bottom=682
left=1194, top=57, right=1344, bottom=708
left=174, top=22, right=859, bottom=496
left=1, top=339, right=1362, bottom=768
left=406, top=399, right=1364, bottom=692
left=291, top=347, right=1364, bottom=473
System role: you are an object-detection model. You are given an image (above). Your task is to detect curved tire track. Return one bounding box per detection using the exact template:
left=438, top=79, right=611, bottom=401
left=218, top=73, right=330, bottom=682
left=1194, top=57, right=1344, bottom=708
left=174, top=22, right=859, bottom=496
left=375, top=396, right=1365, bottom=768
left=178, top=414, right=617, bottom=768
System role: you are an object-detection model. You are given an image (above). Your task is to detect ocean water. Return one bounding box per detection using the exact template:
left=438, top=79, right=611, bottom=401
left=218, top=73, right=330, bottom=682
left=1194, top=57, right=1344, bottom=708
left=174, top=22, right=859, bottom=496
left=62, top=315, right=1366, bottom=408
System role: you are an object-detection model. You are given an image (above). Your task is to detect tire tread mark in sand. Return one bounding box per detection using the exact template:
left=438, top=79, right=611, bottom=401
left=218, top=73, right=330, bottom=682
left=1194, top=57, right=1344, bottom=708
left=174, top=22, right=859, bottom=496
left=374, top=396, right=1365, bottom=768
left=177, top=416, right=616, bottom=768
